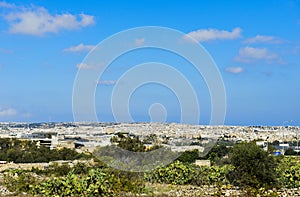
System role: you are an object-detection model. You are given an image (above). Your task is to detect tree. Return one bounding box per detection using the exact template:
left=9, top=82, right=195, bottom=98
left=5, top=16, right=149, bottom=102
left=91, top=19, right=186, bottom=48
left=117, top=136, right=145, bottom=152
left=228, top=142, right=278, bottom=189
left=176, top=149, right=199, bottom=163
left=201, top=143, right=231, bottom=164
left=284, top=148, right=297, bottom=155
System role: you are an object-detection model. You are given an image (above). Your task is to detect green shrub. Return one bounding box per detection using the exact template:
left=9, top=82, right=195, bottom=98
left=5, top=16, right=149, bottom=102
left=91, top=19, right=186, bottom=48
left=1, top=169, right=38, bottom=193
left=277, top=157, right=300, bottom=188
left=30, top=169, right=117, bottom=196
left=284, top=148, right=297, bottom=156
left=108, top=170, right=145, bottom=194
left=228, top=142, right=279, bottom=189
left=73, top=162, right=90, bottom=174
left=145, top=160, right=194, bottom=185
left=146, top=160, right=234, bottom=186
left=176, top=149, right=199, bottom=163
left=190, top=164, right=234, bottom=186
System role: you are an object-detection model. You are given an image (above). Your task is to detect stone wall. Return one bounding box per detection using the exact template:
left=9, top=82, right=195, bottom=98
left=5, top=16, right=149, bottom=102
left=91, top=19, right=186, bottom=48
left=0, top=163, right=49, bottom=172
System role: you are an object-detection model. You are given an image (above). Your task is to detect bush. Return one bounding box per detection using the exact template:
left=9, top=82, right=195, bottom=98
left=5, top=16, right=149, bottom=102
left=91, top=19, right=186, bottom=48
left=105, top=169, right=145, bottom=193
left=277, top=157, right=300, bottom=188
left=146, top=161, right=234, bottom=186
left=33, top=162, right=72, bottom=176
left=284, top=148, right=297, bottom=156
left=73, top=162, right=90, bottom=175
left=145, top=161, right=194, bottom=185
left=1, top=169, right=38, bottom=194
left=190, top=164, right=234, bottom=186
left=200, top=142, right=231, bottom=164
left=176, top=149, right=199, bottom=163
left=30, top=169, right=117, bottom=196
left=228, top=142, right=279, bottom=189
left=114, top=135, right=146, bottom=152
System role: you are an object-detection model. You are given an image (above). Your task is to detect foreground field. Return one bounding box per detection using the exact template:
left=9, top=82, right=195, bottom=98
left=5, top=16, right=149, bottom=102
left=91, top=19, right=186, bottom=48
left=1, top=138, right=300, bottom=196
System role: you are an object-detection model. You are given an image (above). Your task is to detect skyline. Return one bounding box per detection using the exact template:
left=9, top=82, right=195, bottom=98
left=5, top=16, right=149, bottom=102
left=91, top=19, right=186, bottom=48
left=0, top=0, right=300, bottom=126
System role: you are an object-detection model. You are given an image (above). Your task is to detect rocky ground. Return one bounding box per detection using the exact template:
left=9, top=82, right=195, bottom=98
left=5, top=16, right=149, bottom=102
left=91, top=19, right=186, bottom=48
left=0, top=185, right=13, bottom=196
left=135, top=184, right=300, bottom=197
left=1, top=182, right=300, bottom=196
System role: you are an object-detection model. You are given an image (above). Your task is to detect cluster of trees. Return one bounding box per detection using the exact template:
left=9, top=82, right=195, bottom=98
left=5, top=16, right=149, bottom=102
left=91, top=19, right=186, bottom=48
left=110, top=133, right=161, bottom=152
left=0, top=138, right=90, bottom=163
left=111, top=134, right=145, bottom=152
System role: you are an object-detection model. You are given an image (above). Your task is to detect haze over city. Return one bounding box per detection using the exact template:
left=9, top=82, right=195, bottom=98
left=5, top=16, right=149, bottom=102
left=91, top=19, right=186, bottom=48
left=0, top=0, right=299, bottom=126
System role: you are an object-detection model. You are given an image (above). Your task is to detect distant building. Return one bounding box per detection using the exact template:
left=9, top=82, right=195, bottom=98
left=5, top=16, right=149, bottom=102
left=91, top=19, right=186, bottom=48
left=195, top=160, right=211, bottom=167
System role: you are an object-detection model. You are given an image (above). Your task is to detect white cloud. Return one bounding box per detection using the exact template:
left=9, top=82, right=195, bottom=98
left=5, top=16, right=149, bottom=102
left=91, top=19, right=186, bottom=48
left=64, top=43, right=95, bottom=53
left=244, top=35, right=282, bottom=44
left=2, top=5, right=95, bottom=35
left=0, top=1, right=16, bottom=8
left=96, top=80, right=117, bottom=85
left=76, top=63, right=93, bottom=69
left=235, top=46, right=281, bottom=63
left=184, top=27, right=242, bottom=42
left=0, top=108, right=17, bottom=117
left=225, top=67, right=245, bottom=74
left=135, top=38, right=145, bottom=46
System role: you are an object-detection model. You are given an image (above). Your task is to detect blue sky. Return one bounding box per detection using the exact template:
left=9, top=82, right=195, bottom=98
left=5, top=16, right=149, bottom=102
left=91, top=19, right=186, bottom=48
left=0, top=0, right=299, bottom=126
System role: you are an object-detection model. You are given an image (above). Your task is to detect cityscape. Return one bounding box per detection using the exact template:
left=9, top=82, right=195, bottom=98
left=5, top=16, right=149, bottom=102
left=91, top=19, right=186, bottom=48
left=1, top=122, right=300, bottom=153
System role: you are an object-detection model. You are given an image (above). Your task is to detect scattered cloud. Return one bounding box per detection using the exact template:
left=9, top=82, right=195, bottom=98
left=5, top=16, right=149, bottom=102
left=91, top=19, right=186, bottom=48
left=96, top=80, right=117, bottom=85
left=76, top=63, right=93, bottom=69
left=76, top=62, right=105, bottom=70
left=0, top=107, right=17, bottom=117
left=1, top=3, right=95, bottom=36
left=244, top=35, right=283, bottom=44
left=184, top=27, right=242, bottom=42
left=134, top=38, right=145, bottom=46
left=235, top=46, right=281, bottom=63
left=0, top=1, right=16, bottom=8
left=225, top=67, right=245, bottom=74
left=64, top=43, right=95, bottom=53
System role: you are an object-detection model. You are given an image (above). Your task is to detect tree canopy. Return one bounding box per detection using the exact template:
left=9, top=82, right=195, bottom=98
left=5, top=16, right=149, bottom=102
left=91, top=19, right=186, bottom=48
left=228, top=142, right=278, bottom=189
